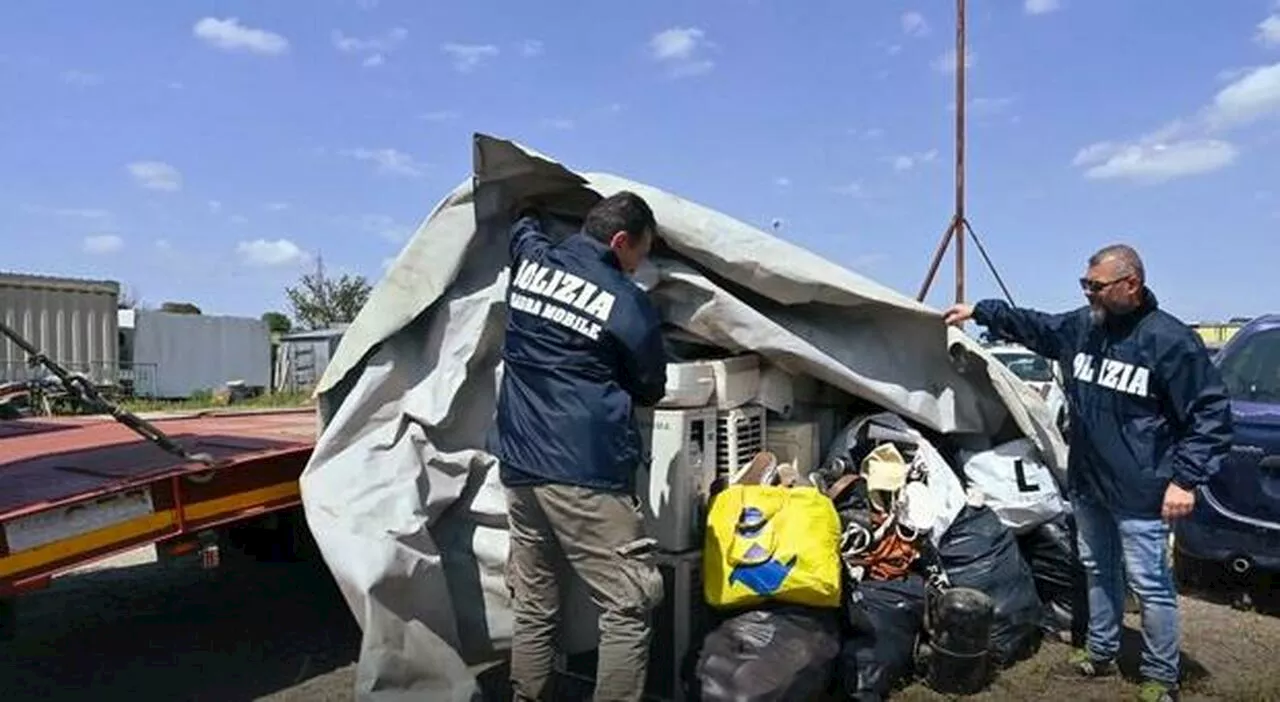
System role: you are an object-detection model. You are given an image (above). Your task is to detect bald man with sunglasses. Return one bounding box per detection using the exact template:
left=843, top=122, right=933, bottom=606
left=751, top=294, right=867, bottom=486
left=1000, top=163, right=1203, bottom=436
left=943, top=244, right=1232, bottom=702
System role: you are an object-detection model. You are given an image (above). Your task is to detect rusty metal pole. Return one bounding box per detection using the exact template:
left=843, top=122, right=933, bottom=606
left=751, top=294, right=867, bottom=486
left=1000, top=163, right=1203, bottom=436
left=916, top=217, right=956, bottom=301
left=916, top=0, right=969, bottom=305
left=954, top=0, right=967, bottom=305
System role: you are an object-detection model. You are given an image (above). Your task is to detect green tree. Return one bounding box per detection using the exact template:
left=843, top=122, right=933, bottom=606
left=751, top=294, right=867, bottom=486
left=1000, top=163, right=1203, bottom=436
left=284, top=256, right=371, bottom=330
left=160, top=301, right=202, bottom=315
left=261, top=311, right=293, bottom=335
left=118, top=284, right=144, bottom=310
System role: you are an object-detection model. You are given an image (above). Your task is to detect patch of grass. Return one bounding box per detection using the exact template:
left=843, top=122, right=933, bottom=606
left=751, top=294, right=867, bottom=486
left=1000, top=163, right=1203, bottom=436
left=116, top=389, right=314, bottom=414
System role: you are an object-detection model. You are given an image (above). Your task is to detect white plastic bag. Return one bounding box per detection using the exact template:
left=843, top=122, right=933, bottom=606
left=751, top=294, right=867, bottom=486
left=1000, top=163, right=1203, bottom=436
left=906, top=433, right=970, bottom=545
left=959, top=438, right=1066, bottom=534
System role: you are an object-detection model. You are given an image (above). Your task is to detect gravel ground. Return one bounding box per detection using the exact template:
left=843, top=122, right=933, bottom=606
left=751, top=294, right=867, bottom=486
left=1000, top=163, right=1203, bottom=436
left=2, top=544, right=1278, bottom=702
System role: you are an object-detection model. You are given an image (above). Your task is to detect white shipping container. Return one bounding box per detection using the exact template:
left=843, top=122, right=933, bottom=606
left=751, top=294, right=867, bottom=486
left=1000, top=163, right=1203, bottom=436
left=0, top=272, right=120, bottom=385
left=123, top=310, right=271, bottom=398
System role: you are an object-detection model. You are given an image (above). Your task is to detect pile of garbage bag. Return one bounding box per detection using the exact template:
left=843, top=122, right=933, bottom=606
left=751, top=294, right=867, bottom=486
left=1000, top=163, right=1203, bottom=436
left=695, top=411, right=1087, bottom=699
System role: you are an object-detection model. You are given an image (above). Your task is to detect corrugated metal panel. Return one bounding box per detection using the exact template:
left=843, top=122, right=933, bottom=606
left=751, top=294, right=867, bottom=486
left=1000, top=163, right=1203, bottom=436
left=0, top=273, right=120, bottom=384
left=275, top=330, right=344, bottom=393
left=130, top=311, right=272, bottom=398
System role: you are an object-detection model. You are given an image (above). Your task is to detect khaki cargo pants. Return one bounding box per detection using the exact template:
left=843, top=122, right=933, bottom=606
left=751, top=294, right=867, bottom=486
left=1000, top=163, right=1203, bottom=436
left=505, top=484, right=666, bottom=702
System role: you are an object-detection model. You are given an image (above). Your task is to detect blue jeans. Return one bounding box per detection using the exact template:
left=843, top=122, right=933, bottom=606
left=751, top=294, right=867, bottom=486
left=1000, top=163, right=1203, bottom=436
left=1073, top=496, right=1180, bottom=685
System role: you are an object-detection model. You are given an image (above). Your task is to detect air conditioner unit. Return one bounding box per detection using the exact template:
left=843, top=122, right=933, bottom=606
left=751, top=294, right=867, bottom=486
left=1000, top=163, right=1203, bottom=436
left=635, top=406, right=719, bottom=553
left=716, top=404, right=767, bottom=478
left=767, top=420, right=821, bottom=475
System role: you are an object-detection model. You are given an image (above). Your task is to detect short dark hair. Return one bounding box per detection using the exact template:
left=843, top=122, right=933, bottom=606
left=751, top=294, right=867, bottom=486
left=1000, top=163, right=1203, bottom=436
left=1089, top=243, right=1145, bottom=283
left=582, top=191, right=656, bottom=245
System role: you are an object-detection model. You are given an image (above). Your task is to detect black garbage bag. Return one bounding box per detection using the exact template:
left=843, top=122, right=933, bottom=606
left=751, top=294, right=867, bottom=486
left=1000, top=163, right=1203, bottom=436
left=840, top=574, right=927, bottom=701
left=697, top=606, right=840, bottom=702
left=937, top=505, right=1042, bottom=666
left=1017, top=513, right=1089, bottom=645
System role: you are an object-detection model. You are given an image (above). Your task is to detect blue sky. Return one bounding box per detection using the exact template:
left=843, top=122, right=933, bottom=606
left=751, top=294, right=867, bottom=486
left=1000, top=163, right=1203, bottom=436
left=2, top=0, right=1278, bottom=323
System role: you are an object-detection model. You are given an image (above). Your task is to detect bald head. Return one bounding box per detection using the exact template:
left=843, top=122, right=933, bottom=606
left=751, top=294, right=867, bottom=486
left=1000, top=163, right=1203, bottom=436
left=1089, top=244, right=1145, bottom=284
left=1082, top=243, right=1146, bottom=324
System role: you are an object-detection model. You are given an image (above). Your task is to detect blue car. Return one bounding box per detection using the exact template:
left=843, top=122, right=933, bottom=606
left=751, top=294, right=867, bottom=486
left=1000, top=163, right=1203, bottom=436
left=1174, top=314, right=1280, bottom=592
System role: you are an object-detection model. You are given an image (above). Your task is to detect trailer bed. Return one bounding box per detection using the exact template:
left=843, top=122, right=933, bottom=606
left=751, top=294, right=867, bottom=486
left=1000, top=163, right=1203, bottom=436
left=0, top=409, right=316, bottom=593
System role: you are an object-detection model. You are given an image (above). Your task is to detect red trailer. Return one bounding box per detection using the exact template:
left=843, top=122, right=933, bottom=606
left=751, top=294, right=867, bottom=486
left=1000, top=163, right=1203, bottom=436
left=0, top=408, right=317, bottom=634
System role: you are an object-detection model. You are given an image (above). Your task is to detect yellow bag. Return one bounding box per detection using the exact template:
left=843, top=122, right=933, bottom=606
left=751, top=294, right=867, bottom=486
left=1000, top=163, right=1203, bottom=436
left=702, top=483, right=842, bottom=609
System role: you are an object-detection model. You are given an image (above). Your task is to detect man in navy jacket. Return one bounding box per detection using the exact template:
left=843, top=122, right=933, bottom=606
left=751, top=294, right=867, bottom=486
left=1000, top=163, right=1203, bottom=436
left=945, top=244, right=1232, bottom=702
left=496, top=191, right=668, bottom=702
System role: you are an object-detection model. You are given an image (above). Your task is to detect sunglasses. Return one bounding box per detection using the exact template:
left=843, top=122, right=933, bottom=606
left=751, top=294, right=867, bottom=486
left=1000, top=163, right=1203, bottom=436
left=1079, top=276, right=1130, bottom=294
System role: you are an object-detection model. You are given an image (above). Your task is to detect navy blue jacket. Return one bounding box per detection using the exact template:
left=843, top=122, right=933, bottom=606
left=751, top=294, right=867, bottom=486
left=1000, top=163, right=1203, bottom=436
left=494, top=215, right=668, bottom=493
left=973, top=290, right=1233, bottom=519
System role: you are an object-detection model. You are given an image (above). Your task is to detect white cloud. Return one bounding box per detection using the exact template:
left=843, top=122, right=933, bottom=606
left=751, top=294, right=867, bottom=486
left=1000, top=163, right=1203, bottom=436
left=193, top=17, right=289, bottom=56
left=774, top=177, right=791, bottom=187
left=1024, top=0, right=1062, bottom=16
left=650, top=27, right=702, bottom=61
left=83, top=234, right=123, bottom=254
left=237, top=238, right=308, bottom=267
left=1256, top=14, right=1280, bottom=47
left=1073, top=60, right=1280, bottom=185
left=360, top=214, right=411, bottom=243
left=540, top=117, right=576, bottom=130
left=1205, top=62, right=1280, bottom=129
left=649, top=27, right=715, bottom=77
left=1217, top=66, right=1253, bottom=83
left=953, top=96, right=1016, bottom=117
left=901, top=11, right=930, bottom=37
left=848, top=126, right=885, bottom=140
left=891, top=149, right=939, bottom=171
left=333, top=27, right=408, bottom=67
left=208, top=200, right=223, bottom=214
left=833, top=181, right=869, bottom=198
left=1072, top=138, right=1238, bottom=184
left=61, top=70, right=102, bottom=87
left=341, top=148, right=427, bottom=177
left=441, top=43, right=499, bottom=72
left=520, top=40, right=544, bottom=57
left=931, top=48, right=975, bottom=74
left=848, top=253, right=888, bottom=270
left=265, top=202, right=290, bottom=211
left=40, top=206, right=111, bottom=220
left=419, top=110, right=460, bottom=122
left=127, top=161, right=182, bottom=192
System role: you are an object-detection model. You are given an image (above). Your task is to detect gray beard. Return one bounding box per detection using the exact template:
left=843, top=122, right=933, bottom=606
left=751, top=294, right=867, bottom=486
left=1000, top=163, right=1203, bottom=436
left=1089, top=305, right=1107, bottom=326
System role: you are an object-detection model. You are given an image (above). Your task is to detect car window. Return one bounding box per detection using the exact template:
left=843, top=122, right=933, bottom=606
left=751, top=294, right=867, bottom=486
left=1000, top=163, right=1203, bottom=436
left=992, top=352, right=1055, bottom=383
left=1218, top=328, right=1280, bottom=402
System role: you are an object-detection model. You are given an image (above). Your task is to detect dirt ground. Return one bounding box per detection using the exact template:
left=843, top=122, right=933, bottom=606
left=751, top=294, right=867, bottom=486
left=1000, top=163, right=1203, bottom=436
left=896, top=594, right=1280, bottom=702
left=2, top=544, right=1279, bottom=702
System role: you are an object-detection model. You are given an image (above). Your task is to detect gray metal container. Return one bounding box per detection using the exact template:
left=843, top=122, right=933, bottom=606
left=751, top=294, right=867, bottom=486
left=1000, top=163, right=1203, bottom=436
left=0, top=272, right=120, bottom=385
left=122, top=310, right=272, bottom=399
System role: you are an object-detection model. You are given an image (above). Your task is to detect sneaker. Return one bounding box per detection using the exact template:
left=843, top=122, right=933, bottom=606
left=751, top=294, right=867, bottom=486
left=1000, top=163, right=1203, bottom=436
left=1137, top=680, right=1179, bottom=702
left=1052, top=648, right=1116, bottom=679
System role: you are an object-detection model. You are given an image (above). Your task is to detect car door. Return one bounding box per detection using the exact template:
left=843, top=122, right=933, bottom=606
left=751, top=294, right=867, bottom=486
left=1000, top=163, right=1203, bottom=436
left=1206, top=325, right=1280, bottom=527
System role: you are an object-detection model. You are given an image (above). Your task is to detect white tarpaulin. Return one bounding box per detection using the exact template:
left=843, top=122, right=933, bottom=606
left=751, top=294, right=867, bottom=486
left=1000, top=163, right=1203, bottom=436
left=298, top=133, right=1068, bottom=701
